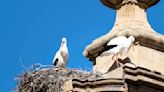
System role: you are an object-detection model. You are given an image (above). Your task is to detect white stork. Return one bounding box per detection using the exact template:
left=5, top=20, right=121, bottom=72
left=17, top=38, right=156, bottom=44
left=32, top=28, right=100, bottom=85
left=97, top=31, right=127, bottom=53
left=52, top=37, right=68, bottom=68
left=101, top=36, right=135, bottom=67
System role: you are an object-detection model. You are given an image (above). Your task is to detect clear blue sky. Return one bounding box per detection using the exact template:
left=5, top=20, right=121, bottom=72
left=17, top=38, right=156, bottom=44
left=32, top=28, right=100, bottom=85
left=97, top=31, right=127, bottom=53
left=0, top=0, right=164, bottom=91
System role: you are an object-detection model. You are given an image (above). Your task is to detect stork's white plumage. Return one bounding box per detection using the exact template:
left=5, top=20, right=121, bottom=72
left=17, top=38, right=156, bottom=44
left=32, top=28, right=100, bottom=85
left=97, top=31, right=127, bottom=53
left=102, top=36, right=135, bottom=67
left=53, top=37, right=68, bottom=67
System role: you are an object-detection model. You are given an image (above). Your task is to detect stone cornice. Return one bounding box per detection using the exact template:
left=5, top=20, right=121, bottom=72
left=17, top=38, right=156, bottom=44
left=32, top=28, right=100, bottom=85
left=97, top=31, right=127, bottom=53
left=64, top=66, right=164, bottom=91
left=72, top=78, right=125, bottom=87
left=100, top=0, right=160, bottom=9
left=83, top=29, right=164, bottom=61
left=124, top=66, right=164, bottom=90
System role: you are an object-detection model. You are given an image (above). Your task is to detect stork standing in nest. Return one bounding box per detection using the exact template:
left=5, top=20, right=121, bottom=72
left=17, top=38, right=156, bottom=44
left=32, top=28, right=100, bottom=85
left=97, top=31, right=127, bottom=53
left=52, top=37, right=68, bottom=68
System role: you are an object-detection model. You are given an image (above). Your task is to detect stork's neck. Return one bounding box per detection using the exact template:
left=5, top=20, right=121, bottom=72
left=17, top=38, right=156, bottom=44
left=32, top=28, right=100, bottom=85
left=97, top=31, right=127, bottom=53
left=64, top=42, right=67, bottom=47
left=60, top=41, right=67, bottom=48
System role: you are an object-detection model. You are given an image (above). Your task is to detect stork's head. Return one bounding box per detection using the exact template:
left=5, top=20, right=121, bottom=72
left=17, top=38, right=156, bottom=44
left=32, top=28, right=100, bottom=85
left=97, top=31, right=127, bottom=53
left=62, top=37, right=67, bottom=42
left=128, top=36, right=135, bottom=43
left=128, top=36, right=137, bottom=51
left=61, top=37, right=67, bottom=46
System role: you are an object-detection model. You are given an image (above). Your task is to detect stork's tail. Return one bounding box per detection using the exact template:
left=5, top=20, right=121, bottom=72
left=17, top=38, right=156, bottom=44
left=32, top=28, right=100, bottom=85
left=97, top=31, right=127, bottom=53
left=53, top=58, right=59, bottom=66
left=99, top=45, right=117, bottom=56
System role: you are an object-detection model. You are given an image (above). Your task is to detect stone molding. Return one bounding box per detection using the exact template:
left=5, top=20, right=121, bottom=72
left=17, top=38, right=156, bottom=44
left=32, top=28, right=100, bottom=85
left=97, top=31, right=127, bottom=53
left=100, top=0, right=160, bottom=9
left=64, top=66, right=164, bottom=91
left=124, top=66, right=164, bottom=91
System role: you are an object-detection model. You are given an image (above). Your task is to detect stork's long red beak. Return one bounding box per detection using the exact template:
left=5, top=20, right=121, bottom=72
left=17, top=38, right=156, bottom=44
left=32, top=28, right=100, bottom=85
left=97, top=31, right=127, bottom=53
left=132, top=41, right=139, bottom=51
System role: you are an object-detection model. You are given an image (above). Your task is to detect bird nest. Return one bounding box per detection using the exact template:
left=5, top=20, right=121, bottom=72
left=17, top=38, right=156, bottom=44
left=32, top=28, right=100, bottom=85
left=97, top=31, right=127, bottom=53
left=14, top=64, right=101, bottom=92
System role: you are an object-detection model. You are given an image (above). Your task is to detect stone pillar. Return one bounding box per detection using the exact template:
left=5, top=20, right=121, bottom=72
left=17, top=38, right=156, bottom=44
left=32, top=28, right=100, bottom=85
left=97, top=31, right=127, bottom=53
left=114, top=1, right=153, bottom=32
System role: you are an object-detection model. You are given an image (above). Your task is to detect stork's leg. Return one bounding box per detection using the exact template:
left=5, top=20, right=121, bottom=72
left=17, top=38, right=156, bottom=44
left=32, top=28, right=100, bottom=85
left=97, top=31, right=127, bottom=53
left=112, top=54, right=118, bottom=67
left=112, top=54, right=116, bottom=60
left=115, top=53, right=119, bottom=67
left=112, top=54, right=120, bottom=67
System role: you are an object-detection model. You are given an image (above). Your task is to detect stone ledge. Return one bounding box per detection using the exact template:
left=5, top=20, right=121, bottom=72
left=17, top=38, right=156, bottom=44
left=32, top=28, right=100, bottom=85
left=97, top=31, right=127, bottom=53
left=64, top=66, right=164, bottom=91
left=124, top=66, right=164, bottom=91
left=72, top=78, right=127, bottom=91
left=124, top=66, right=164, bottom=82
left=83, top=29, right=164, bottom=61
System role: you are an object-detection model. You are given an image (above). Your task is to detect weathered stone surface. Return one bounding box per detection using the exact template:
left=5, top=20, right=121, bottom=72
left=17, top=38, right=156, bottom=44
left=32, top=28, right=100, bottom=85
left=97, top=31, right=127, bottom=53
left=128, top=44, right=164, bottom=74
left=71, top=78, right=127, bottom=92
left=102, top=67, right=124, bottom=79
left=93, top=54, right=115, bottom=73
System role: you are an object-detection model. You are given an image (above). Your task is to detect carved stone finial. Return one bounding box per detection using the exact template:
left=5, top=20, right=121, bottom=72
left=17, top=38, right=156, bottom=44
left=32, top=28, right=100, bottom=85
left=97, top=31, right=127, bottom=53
left=100, top=0, right=160, bottom=33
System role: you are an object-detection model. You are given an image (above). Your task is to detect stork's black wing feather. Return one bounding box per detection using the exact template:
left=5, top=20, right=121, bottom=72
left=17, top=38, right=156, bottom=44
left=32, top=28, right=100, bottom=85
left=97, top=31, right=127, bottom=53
left=53, top=58, right=59, bottom=66
left=98, top=45, right=117, bottom=56
left=103, top=45, right=117, bottom=51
